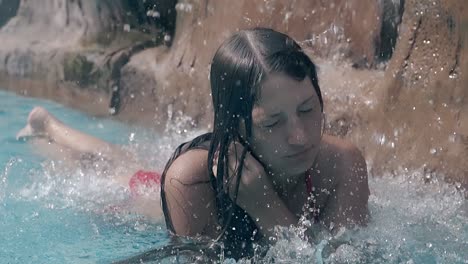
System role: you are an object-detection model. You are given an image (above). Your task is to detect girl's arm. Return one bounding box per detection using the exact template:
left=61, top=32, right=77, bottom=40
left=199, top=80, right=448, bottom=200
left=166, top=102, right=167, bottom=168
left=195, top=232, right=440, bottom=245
left=226, top=143, right=299, bottom=237
left=164, top=147, right=298, bottom=239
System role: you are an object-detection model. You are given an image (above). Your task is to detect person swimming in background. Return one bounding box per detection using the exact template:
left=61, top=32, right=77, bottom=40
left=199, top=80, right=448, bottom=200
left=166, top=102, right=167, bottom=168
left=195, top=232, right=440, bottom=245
left=18, top=28, right=370, bottom=260
left=16, top=105, right=165, bottom=219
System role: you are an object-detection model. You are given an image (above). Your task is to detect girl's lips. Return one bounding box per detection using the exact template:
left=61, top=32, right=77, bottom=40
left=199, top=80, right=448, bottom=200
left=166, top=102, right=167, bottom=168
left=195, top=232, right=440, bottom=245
left=285, top=146, right=313, bottom=158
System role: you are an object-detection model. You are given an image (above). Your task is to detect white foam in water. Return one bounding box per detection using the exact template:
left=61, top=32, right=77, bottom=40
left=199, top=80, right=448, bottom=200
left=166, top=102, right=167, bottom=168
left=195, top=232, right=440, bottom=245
left=17, top=114, right=206, bottom=226
left=17, top=132, right=467, bottom=263
left=2, top=91, right=466, bottom=263
left=239, top=170, right=467, bottom=264
left=18, top=160, right=128, bottom=218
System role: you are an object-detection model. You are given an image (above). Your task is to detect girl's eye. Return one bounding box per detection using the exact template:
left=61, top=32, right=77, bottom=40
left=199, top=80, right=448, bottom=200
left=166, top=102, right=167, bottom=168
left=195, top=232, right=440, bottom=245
left=299, top=107, right=313, bottom=113
left=263, top=121, right=279, bottom=128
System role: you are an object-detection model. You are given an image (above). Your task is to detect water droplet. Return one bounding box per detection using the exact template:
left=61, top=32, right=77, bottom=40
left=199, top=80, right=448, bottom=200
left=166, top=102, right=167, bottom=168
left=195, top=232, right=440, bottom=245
left=378, top=134, right=386, bottom=145
left=448, top=133, right=456, bottom=142
left=449, top=73, right=458, bottom=79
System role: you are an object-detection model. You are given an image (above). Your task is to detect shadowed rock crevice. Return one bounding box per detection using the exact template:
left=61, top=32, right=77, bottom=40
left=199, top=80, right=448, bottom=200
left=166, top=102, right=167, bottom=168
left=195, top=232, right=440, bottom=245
left=0, top=0, right=177, bottom=116
left=0, top=0, right=20, bottom=27
left=376, top=0, right=405, bottom=62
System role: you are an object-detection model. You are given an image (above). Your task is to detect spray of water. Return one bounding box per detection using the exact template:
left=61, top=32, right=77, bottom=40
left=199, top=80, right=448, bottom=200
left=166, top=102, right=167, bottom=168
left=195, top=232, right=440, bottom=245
left=6, top=103, right=465, bottom=263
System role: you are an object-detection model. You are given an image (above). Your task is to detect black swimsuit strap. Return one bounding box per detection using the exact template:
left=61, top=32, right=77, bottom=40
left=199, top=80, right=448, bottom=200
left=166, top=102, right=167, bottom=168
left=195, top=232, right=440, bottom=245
left=160, top=132, right=212, bottom=233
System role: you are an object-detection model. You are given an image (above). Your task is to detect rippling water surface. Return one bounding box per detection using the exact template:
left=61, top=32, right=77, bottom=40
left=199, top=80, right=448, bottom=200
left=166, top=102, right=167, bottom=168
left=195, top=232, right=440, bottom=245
left=0, top=90, right=466, bottom=263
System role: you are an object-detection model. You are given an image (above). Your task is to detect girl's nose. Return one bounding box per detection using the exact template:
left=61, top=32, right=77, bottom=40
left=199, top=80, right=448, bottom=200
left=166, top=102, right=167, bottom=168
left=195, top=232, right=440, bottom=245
left=287, top=117, right=308, bottom=146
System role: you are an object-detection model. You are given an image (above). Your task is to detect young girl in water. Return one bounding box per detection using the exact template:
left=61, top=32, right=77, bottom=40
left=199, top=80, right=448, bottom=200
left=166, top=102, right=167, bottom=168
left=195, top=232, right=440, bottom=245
left=18, top=28, right=369, bottom=260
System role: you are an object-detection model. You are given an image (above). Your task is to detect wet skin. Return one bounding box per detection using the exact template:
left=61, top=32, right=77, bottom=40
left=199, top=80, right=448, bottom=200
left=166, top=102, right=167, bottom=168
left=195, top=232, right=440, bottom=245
left=164, top=73, right=370, bottom=238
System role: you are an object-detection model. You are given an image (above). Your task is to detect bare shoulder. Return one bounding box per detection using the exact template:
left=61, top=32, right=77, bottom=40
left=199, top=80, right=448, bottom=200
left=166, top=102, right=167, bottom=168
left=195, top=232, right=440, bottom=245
left=313, top=134, right=368, bottom=196
left=165, top=148, right=210, bottom=185
left=317, top=135, right=370, bottom=227
left=164, top=149, right=217, bottom=237
left=319, top=135, right=367, bottom=173
left=319, top=135, right=368, bottom=189
left=321, top=135, right=363, bottom=156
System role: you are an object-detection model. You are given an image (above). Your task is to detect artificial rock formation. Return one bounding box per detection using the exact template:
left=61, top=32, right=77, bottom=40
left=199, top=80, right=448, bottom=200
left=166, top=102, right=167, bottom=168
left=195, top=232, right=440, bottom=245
left=362, top=0, right=468, bottom=187
left=116, top=0, right=385, bottom=126
left=0, top=0, right=466, bottom=187
left=0, top=0, right=176, bottom=115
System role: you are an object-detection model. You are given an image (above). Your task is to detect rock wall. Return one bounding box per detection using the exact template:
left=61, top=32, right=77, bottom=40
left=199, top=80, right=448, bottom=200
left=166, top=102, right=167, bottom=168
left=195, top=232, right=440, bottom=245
left=347, top=0, right=467, bottom=187
left=116, top=0, right=385, bottom=127
left=0, top=0, right=466, bottom=188
left=0, top=0, right=176, bottom=116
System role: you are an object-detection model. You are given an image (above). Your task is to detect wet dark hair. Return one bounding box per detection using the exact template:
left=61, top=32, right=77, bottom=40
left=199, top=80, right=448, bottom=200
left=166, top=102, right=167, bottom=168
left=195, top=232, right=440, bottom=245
left=208, top=27, right=323, bottom=242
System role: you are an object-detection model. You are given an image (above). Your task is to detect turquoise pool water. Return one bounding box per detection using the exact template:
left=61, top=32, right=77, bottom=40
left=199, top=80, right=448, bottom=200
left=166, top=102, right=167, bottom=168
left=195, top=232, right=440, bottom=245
left=0, top=91, right=173, bottom=263
left=1, top=90, right=467, bottom=263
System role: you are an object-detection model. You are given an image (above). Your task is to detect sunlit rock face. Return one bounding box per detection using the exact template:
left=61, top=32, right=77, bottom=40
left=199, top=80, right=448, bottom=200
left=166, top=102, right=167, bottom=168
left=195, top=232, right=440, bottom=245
left=359, top=0, right=468, bottom=188
left=0, top=0, right=176, bottom=116
left=0, top=0, right=466, bottom=187
left=119, top=0, right=384, bottom=128
left=0, top=0, right=385, bottom=123
left=128, top=0, right=467, bottom=187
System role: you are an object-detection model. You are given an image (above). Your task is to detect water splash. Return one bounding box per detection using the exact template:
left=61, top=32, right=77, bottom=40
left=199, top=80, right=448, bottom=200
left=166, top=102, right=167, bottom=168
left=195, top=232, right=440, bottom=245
left=17, top=129, right=465, bottom=263
left=242, top=171, right=467, bottom=264
left=0, top=158, right=19, bottom=204
left=124, top=170, right=466, bottom=263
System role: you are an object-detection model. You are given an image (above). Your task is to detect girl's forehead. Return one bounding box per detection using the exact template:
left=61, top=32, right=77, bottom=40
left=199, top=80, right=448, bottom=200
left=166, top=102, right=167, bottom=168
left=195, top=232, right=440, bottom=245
left=255, top=73, right=315, bottom=109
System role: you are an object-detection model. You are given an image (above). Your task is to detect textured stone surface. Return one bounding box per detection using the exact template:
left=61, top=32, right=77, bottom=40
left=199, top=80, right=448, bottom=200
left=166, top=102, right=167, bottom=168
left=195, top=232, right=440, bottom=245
left=349, top=0, right=468, bottom=187
left=0, top=0, right=176, bottom=116
left=115, top=0, right=384, bottom=126
left=0, top=0, right=466, bottom=187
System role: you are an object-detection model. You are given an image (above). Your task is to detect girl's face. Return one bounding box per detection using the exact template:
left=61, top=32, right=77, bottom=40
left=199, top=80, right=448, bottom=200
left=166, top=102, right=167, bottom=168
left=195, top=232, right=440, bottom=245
left=249, top=73, right=323, bottom=181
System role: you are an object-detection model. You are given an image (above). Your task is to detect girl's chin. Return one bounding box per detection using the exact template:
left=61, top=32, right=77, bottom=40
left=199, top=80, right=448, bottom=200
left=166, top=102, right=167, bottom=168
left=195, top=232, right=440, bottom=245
left=269, top=163, right=310, bottom=178
left=287, top=156, right=316, bottom=170
left=262, top=156, right=315, bottom=177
